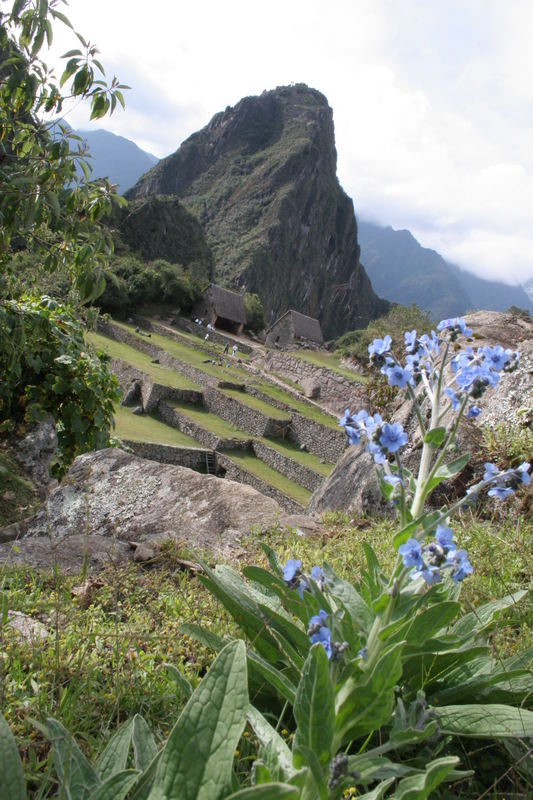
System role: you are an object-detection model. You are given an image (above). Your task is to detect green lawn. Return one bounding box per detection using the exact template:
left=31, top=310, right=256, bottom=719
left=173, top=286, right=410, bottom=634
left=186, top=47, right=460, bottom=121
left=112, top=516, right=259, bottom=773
left=222, top=450, right=312, bottom=506
left=170, top=401, right=250, bottom=441
left=221, top=388, right=291, bottom=421
left=113, top=322, right=251, bottom=382
left=87, top=331, right=202, bottom=391
left=113, top=406, right=202, bottom=448
left=259, top=437, right=333, bottom=476
left=251, top=382, right=339, bottom=428
left=146, top=318, right=250, bottom=360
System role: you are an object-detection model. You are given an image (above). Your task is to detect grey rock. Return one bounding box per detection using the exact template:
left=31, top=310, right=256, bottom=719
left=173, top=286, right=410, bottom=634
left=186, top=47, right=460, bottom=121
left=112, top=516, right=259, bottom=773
left=121, top=380, right=142, bottom=407
left=12, top=416, right=57, bottom=492
left=301, top=378, right=321, bottom=399
left=131, top=406, right=144, bottom=415
left=7, top=611, right=49, bottom=643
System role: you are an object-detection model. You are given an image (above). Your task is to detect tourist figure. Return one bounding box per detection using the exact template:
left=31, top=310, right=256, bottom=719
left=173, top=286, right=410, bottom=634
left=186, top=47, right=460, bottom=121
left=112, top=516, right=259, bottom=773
left=232, top=344, right=238, bottom=357
left=223, top=342, right=229, bottom=354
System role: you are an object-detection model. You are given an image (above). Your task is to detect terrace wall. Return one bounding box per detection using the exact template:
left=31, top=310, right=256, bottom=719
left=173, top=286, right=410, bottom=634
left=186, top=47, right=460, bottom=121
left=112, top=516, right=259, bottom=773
left=251, top=441, right=324, bottom=492
left=216, top=454, right=305, bottom=514
left=122, top=441, right=210, bottom=471
left=158, top=402, right=252, bottom=451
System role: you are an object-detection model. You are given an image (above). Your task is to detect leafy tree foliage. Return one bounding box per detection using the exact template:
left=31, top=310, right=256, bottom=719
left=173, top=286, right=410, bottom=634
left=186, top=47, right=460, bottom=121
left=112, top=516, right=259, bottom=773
left=0, top=0, right=128, bottom=303
left=0, top=295, right=120, bottom=474
left=335, top=303, right=432, bottom=362
left=243, top=291, right=265, bottom=333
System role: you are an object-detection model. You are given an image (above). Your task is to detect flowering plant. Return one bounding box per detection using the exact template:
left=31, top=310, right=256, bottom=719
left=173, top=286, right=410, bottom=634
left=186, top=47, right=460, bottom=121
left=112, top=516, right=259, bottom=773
left=182, top=318, right=532, bottom=798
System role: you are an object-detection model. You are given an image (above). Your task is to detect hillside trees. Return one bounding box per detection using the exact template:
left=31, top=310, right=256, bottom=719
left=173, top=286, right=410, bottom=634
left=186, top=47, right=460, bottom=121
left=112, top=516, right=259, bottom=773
left=0, top=0, right=127, bottom=471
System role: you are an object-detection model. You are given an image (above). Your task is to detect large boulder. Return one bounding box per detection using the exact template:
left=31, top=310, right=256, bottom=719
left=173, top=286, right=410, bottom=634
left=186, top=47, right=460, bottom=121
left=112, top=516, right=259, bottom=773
left=0, top=448, right=303, bottom=571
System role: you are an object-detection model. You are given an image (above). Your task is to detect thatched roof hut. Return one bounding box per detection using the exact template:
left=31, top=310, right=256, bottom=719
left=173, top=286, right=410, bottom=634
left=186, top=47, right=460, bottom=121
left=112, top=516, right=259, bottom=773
left=195, top=284, right=247, bottom=334
left=265, top=310, right=324, bottom=348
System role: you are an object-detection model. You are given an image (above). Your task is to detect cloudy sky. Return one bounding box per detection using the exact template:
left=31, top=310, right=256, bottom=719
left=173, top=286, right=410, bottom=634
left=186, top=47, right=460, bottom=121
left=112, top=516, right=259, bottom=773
left=49, top=0, right=533, bottom=286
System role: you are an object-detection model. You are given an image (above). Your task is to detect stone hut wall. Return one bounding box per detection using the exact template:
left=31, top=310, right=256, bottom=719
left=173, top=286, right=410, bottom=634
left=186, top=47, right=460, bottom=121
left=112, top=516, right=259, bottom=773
left=265, top=315, right=294, bottom=348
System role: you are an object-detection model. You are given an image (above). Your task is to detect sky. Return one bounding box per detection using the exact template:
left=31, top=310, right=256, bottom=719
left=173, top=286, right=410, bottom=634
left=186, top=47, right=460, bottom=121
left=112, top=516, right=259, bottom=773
left=47, top=0, right=533, bottom=287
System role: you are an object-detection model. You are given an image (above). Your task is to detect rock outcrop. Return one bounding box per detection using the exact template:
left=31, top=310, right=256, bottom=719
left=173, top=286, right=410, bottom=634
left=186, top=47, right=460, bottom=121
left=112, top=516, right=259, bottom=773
left=311, top=310, right=533, bottom=514
left=0, top=448, right=319, bottom=571
left=127, top=84, right=388, bottom=338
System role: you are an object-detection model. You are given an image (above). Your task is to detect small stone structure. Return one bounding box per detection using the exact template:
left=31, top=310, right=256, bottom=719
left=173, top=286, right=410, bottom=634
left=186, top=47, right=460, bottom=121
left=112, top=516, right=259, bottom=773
left=265, top=310, right=324, bottom=348
left=193, top=284, right=247, bottom=335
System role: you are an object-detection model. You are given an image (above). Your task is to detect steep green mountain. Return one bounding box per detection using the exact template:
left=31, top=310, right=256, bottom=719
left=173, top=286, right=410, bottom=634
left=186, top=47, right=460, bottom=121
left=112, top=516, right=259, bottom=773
left=73, top=128, right=158, bottom=192
left=358, top=220, right=533, bottom=319
left=126, top=84, right=388, bottom=338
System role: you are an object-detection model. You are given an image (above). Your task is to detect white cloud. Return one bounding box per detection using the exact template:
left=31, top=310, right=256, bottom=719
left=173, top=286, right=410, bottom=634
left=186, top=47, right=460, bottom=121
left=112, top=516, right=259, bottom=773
left=46, top=0, right=533, bottom=284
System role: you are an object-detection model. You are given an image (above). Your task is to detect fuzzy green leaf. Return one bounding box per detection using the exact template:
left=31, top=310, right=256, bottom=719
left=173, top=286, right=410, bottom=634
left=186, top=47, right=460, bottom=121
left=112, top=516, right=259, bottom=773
left=148, top=640, right=248, bottom=800
left=46, top=717, right=100, bottom=799
left=433, top=704, right=533, bottom=738
left=424, top=426, right=446, bottom=447
left=293, top=644, right=334, bottom=768
left=225, top=785, right=299, bottom=799
left=246, top=705, right=293, bottom=777
left=132, top=715, right=158, bottom=773
left=0, top=713, right=26, bottom=800
left=394, top=756, right=459, bottom=798
left=88, top=770, right=139, bottom=800
left=95, top=718, right=133, bottom=781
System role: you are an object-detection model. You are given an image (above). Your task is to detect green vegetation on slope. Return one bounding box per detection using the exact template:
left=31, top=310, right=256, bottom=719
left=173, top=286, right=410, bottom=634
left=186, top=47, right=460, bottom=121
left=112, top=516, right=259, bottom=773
left=222, top=450, right=312, bottom=506
left=87, top=331, right=202, bottom=390
left=113, top=406, right=202, bottom=447
left=221, top=388, right=291, bottom=420
left=170, top=401, right=250, bottom=441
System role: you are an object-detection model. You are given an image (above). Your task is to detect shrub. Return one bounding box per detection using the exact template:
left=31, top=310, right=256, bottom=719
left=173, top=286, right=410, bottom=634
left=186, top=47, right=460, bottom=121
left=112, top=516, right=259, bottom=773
left=0, top=295, right=120, bottom=475
left=335, top=303, right=432, bottom=362
left=244, top=291, right=266, bottom=332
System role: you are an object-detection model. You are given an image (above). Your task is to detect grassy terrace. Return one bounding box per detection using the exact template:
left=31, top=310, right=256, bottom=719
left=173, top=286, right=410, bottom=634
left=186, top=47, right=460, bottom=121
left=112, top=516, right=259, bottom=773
left=170, top=401, right=250, bottom=441
left=146, top=319, right=250, bottom=360
left=113, top=322, right=251, bottom=382
left=260, top=437, right=333, bottom=476
left=251, top=382, right=339, bottom=428
left=221, top=388, right=291, bottom=421
left=222, top=450, right=312, bottom=506
left=113, top=406, right=202, bottom=448
left=286, top=349, right=369, bottom=383
left=87, top=331, right=202, bottom=391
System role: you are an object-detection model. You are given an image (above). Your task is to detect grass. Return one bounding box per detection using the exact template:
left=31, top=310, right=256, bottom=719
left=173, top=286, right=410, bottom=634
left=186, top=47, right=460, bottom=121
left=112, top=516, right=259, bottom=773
left=221, top=450, right=312, bottom=506
left=170, top=401, right=250, bottom=441
left=113, top=322, right=251, bottom=382
left=221, top=388, right=291, bottom=421
left=1, top=509, right=532, bottom=795
left=87, top=331, right=202, bottom=391
left=112, top=406, right=202, bottom=448
left=146, top=318, right=250, bottom=360
left=259, top=436, right=333, bottom=476
left=251, top=382, right=339, bottom=428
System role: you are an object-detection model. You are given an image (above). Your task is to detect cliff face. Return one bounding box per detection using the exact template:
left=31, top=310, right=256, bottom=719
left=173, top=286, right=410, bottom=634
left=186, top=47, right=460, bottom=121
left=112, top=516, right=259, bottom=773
left=127, top=84, right=388, bottom=338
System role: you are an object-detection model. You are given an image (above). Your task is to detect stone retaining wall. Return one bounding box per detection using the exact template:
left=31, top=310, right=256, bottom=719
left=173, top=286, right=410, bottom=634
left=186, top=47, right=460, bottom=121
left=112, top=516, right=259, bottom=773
left=122, top=441, right=211, bottom=471
left=203, top=387, right=290, bottom=438
left=256, top=350, right=368, bottom=416
left=288, top=414, right=346, bottom=463
left=216, top=453, right=305, bottom=514
left=251, top=441, right=324, bottom=492
left=110, top=359, right=203, bottom=412
left=158, top=402, right=252, bottom=451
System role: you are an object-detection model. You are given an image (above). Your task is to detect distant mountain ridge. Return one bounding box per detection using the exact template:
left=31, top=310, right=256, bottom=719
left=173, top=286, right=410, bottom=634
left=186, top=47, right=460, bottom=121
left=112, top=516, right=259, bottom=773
left=358, top=220, right=533, bottom=319
left=71, top=127, right=158, bottom=193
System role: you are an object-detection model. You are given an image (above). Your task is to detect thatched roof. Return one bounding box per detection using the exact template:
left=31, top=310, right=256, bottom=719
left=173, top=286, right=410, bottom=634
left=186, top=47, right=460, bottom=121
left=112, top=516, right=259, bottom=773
left=267, top=310, right=324, bottom=343
left=206, top=284, right=246, bottom=324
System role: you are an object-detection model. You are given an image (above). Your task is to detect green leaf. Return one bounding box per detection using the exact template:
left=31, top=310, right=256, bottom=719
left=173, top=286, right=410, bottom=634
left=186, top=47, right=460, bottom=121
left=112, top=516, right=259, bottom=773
left=434, top=453, right=470, bottom=480
left=46, top=717, right=100, bottom=800
left=247, top=650, right=297, bottom=704
left=451, top=591, right=527, bottom=639
left=225, top=785, right=299, bottom=799
left=95, top=718, right=133, bottom=781
left=394, top=756, right=459, bottom=798
left=433, top=704, right=533, bottom=738
left=246, top=706, right=293, bottom=777
left=357, top=778, right=395, bottom=799
left=164, top=663, right=193, bottom=700
left=0, top=713, right=26, bottom=800
left=132, top=715, right=158, bottom=773
left=292, top=746, right=328, bottom=800
left=322, top=564, right=373, bottom=634
left=180, top=622, right=225, bottom=652
left=88, top=770, right=139, bottom=800
left=424, top=426, right=446, bottom=447
left=148, top=640, right=248, bottom=800
left=405, top=601, right=461, bottom=646
left=293, top=644, right=334, bottom=768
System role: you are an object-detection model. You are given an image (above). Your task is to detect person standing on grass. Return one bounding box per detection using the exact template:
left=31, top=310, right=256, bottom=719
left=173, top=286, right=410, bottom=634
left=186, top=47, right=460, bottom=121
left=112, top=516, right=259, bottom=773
left=232, top=344, right=238, bottom=357
left=223, top=341, right=229, bottom=355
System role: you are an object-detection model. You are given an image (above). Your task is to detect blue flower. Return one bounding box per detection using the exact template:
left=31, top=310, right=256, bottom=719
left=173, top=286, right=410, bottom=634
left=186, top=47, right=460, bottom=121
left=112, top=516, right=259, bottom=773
left=488, top=485, right=514, bottom=500
left=435, top=524, right=455, bottom=552
left=466, top=405, right=481, bottom=419
left=516, top=462, right=531, bottom=485
left=344, top=425, right=361, bottom=446
left=445, top=387, right=461, bottom=410
left=379, top=422, right=408, bottom=453
left=481, top=345, right=510, bottom=371
left=483, top=463, right=500, bottom=482
left=310, top=566, right=325, bottom=588
left=308, top=609, right=329, bottom=632
left=358, top=646, right=367, bottom=661
left=437, top=317, right=472, bottom=336
left=419, top=332, right=440, bottom=355
left=366, top=442, right=387, bottom=464
left=282, top=559, right=302, bottom=583
left=446, top=549, right=473, bottom=583
left=382, top=364, right=413, bottom=389
left=398, top=538, right=423, bottom=569
left=338, top=408, right=352, bottom=428
left=365, top=413, right=383, bottom=433
left=383, top=473, right=403, bottom=487
left=310, top=625, right=332, bottom=658
left=410, top=565, right=441, bottom=585
left=404, top=330, right=417, bottom=352
left=368, top=335, right=392, bottom=357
